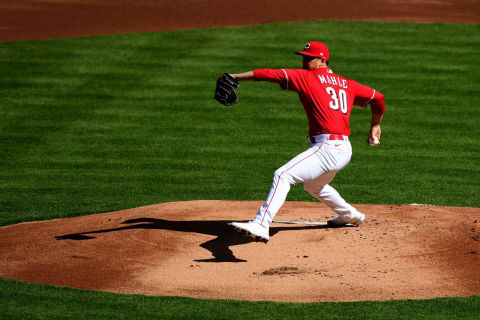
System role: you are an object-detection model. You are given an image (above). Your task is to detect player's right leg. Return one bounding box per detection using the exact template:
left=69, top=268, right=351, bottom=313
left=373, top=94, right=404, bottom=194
left=253, top=144, right=328, bottom=227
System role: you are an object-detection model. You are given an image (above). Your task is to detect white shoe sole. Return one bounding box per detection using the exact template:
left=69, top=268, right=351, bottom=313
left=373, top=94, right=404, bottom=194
left=230, top=222, right=269, bottom=243
left=327, top=213, right=365, bottom=227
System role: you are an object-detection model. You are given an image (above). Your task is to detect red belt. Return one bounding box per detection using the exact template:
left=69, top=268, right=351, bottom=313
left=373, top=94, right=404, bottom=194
left=328, top=134, right=346, bottom=141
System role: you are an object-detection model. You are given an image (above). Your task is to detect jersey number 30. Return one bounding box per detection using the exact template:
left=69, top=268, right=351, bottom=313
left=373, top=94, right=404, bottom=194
left=326, top=87, right=348, bottom=115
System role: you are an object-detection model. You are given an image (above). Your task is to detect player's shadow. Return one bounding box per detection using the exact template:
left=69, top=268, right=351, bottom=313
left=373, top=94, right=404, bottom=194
left=55, top=218, right=345, bottom=263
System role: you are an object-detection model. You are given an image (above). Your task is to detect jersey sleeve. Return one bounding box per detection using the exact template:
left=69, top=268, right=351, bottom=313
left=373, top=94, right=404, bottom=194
left=350, top=80, right=385, bottom=114
left=253, top=69, right=305, bottom=92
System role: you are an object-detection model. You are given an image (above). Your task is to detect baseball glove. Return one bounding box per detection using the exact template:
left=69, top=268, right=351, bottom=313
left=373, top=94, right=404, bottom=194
left=214, top=73, right=239, bottom=106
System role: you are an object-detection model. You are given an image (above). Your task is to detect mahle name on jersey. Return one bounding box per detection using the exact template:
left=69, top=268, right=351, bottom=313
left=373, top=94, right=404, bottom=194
left=317, top=74, right=348, bottom=89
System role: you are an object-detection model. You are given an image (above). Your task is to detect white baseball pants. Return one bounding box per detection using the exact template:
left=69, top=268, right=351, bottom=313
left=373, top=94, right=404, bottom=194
left=253, top=135, right=362, bottom=227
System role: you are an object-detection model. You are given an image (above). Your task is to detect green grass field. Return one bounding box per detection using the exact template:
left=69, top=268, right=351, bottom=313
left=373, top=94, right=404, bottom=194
left=1, top=278, right=479, bottom=320
left=1, top=20, right=479, bottom=318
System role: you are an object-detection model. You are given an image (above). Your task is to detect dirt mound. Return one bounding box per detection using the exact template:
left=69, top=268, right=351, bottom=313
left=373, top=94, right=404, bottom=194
left=1, top=200, right=478, bottom=302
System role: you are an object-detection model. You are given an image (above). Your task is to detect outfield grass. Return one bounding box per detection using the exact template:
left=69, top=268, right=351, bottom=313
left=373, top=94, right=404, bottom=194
left=1, top=20, right=479, bottom=318
left=1, top=20, right=479, bottom=226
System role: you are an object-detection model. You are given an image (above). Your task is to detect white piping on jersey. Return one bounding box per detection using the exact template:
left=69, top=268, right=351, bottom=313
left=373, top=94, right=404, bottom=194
left=365, top=89, right=376, bottom=105
left=281, top=69, right=289, bottom=90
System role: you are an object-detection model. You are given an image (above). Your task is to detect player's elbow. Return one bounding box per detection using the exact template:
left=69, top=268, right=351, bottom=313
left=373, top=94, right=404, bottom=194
left=371, top=92, right=385, bottom=115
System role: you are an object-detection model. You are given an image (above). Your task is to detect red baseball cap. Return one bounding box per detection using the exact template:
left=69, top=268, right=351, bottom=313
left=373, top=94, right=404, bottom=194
left=295, top=41, right=329, bottom=60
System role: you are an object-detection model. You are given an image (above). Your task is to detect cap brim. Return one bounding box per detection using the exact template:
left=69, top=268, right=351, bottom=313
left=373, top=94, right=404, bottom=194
left=295, top=51, right=320, bottom=57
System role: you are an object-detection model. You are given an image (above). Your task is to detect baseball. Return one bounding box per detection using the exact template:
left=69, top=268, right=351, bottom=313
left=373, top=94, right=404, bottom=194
left=368, top=136, right=380, bottom=146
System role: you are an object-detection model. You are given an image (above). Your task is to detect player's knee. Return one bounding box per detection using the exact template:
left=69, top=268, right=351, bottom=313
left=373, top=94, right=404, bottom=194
left=273, top=168, right=283, bottom=180
left=273, top=169, right=293, bottom=185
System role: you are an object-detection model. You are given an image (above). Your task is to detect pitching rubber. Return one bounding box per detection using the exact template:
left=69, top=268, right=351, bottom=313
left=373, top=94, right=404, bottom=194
left=273, top=220, right=357, bottom=227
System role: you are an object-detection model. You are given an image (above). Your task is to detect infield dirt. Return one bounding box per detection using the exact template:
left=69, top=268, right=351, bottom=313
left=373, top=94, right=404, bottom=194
left=1, top=201, right=479, bottom=302
left=1, top=0, right=479, bottom=42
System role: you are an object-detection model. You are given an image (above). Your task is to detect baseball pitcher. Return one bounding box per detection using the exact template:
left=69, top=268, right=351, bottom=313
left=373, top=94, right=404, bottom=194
left=215, top=41, right=385, bottom=242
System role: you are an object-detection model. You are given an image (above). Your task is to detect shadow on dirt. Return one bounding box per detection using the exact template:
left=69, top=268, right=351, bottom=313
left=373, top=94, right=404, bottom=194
left=55, top=218, right=344, bottom=263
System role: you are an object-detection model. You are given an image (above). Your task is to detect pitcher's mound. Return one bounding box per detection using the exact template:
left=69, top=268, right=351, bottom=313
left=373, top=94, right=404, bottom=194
left=1, top=200, right=479, bottom=302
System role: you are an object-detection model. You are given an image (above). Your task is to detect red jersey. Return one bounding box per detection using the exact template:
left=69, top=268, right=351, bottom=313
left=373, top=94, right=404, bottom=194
left=253, top=68, right=385, bottom=136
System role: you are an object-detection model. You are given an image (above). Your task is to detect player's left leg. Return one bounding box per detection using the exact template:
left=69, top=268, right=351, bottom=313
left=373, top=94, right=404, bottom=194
left=303, top=140, right=365, bottom=225
left=304, top=182, right=365, bottom=225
